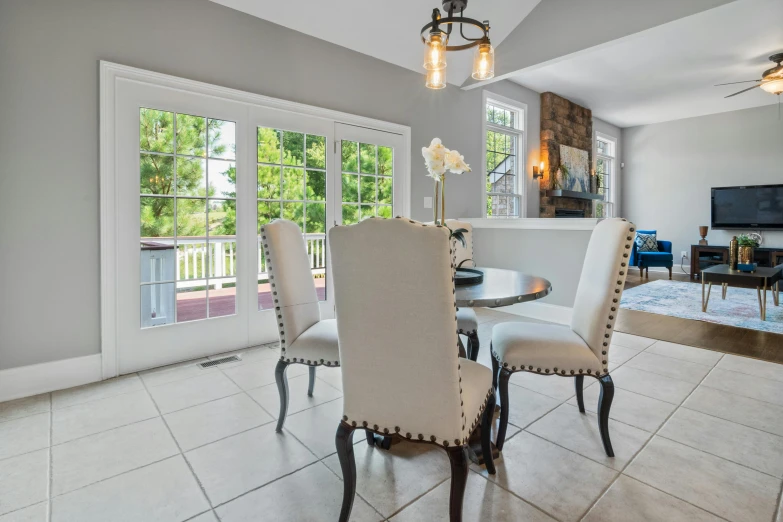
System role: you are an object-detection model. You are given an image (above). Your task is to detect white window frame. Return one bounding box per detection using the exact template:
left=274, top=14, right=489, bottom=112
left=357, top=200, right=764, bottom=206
left=481, top=91, right=527, bottom=219
left=594, top=131, right=617, bottom=218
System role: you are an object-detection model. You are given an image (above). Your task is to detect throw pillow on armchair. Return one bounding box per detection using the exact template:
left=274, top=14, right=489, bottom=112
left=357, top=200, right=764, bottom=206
left=635, top=232, right=658, bottom=252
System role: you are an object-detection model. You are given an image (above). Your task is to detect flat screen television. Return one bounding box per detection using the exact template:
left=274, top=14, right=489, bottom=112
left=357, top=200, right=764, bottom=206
left=711, top=184, right=783, bottom=230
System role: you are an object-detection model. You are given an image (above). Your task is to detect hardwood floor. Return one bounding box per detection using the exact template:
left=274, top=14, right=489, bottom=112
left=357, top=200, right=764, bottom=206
left=617, top=269, right=783, bottom=364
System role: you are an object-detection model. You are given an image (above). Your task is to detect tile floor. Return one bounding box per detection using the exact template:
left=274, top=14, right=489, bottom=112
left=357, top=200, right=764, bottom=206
left=1, top=309, right=783, bottom=521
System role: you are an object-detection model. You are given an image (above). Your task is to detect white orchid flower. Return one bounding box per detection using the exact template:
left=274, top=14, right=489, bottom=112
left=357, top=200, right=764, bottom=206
left=444, top=149, right=471, bottom=174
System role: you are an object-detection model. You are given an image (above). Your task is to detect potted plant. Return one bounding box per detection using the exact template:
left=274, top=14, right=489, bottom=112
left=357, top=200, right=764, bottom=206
left=736, top=233, right=759, bottom=264
left=422, top=138, right=471, bottom=246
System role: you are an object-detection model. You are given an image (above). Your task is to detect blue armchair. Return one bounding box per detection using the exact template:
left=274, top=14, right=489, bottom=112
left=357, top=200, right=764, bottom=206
left=629, top=229, right=673, bottom=279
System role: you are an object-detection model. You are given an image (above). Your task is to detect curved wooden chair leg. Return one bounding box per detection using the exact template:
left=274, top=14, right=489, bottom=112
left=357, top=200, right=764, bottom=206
left=598, top=374, right=615, bottom=457
left=446, top=446, right=469, bottom=522
left=336, top=422, right=357, bottom=522
left=468, top=332, right=480, bottom=362
left=365, top=429, right=375, bottom=447
left=575, top=375, right=585, bottom=413
left=491, top=350, right=499, bottom=390
left=307, top=366, right=316, bottom=397
left=274, top=360, right=289, bottom=432
left=481, top=393, right=496, bottom=475
left=496, top=369, right=512, bottom=451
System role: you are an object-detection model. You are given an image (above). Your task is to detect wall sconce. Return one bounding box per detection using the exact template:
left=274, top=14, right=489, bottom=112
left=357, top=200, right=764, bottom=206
left=532, top=161, right=545, bottom=179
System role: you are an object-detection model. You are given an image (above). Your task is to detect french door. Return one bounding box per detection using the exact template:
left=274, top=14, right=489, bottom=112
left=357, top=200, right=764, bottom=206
left=111, top=75, right=406, bottom=374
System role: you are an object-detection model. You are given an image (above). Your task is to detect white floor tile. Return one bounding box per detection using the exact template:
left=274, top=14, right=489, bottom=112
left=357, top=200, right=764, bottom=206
left=701, top=368, right=783, bottom=406
left=247, top=374, right=342, bottom=419
left=51, top=456, right=209, bottom=522
left=51, top=417, right=179, bottom=495
left=52, top=374, right=144, bottom=410
left=607, top=344, right=642, bottom=366
left=0, top=413, right=49, bottom=461
left=164, top=393, right=273, bottom=451
left=503, top=385, right=560, bottom=429
left=684, top=385, right=783, bottom=436
left=139, top=359, right=216, bottom=388
left=0, top=450, right=48, bottom=516
left=315, top=367, right=343, bottom=392
left=526, top=404, right=652, bottom=470
left=186, top=423, right=317, bottom=506
left=222, top=358, right=307, bottom=391
left=625, top=436, right=780, bottom=522
left=391, top=472, right=555, bottom=522
left=323, top=440, right=452, bottom=518
left=0, top=395, right=49, bottom=423
left=283, top=398, right=344, bottom=458
left=583, top=475, right=722, bottom=522
left=0, top=502, right=48, bottom=522
left=52, top=390, right=158, bottom=444
left=481, top=431, right=616, bottom=522
left=623, top=352, right=712, bottom=384
left=717, top=354, right=783, bottom=383
left=609, top=366, right=697, bottom=405
left=147, top=372, right=241, bottom=414
left=645, top=341, right=723, bottom=367
left=216, top=463, right=380, bottom=522
left=567, top=382, right=677, bottom=433
left=186, top=512, right=218, bottom=522
left=610, top=332, right=657, bottom=350
left=659, top=408, right=783, bottom=478
left=509, top=373, right=576, bottom=401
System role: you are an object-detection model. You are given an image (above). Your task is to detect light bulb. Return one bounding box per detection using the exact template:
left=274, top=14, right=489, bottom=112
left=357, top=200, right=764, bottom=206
left=425, top=67, right=447, bottom=89
left=761, top=79, right=783, bottom=95
left=539, top=161, right=545, bottom=172
left=423, top=33, right=447, bottom=70
left=472, top=42, right=494, bottom=80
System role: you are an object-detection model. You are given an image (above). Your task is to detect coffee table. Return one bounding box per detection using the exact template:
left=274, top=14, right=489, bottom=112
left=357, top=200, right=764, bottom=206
left=701, top=264, right=782, bottom=320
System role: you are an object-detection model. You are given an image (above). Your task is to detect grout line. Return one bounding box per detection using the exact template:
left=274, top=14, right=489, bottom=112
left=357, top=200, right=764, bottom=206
left=469, top=468, right=560, bottom=522
left=578, top=354, right=728, bottom=521
left=138, top=374, right=215, bottom=510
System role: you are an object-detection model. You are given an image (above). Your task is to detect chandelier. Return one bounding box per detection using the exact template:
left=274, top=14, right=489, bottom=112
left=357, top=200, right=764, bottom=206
left=421, top=0, right=494, bottom=89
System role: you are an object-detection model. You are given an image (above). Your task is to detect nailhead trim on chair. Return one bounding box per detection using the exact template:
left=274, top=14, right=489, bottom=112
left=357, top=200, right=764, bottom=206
left=261, top=224, right=341, bottom=368
left=490, top=220, right=636, bottom=377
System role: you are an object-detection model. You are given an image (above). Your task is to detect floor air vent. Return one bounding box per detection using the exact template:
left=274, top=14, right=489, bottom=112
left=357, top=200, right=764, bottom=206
left=199, top=355, right=241, bottom=368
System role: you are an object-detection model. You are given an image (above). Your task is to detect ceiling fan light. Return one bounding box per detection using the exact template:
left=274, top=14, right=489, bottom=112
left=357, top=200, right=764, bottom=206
left=423, top=32, right=447, bottom=70
left=761, top=79, right=783, bottom=95
left=425, top=67, right=447, bottom=90
left=472, top=42, right=494, bottom=80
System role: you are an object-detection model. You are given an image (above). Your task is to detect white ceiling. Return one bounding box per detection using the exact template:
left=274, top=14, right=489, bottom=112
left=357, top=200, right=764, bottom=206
left=210, top=0, right=541, bottom=86
left=509, top=0, right=783, bottom=128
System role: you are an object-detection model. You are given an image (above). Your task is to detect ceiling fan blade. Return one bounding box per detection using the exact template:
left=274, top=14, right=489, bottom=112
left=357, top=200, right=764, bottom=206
left=714, top=80, right=761, bottom=86
left=725, top=84, right=762, bottom=98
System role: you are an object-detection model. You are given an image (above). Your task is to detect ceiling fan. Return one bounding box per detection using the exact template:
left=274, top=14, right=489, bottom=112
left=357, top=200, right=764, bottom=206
left=715, top=53, right=783, bottom=98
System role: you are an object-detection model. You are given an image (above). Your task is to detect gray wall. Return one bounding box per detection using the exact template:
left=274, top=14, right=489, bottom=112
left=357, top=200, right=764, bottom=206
left=473, top=229, right=592, bottom=307
left=0, top=0, right=541, bottom=370
left=622, top=104, right=783, bottom=268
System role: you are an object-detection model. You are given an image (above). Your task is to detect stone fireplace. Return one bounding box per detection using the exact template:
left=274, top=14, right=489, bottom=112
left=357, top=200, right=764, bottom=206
left=539, top=92, right=594, bottom=218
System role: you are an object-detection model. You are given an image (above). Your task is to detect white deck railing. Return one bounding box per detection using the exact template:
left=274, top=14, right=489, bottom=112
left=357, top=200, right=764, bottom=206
left=141, top=234, right=326, bottom=290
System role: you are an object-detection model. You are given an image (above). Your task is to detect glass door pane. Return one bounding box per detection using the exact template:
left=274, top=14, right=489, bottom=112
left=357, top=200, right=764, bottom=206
left=256, top=127, right=328, bottom=310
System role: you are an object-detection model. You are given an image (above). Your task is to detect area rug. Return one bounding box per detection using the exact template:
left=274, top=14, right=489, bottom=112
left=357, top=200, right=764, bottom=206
left=620, top=279, right=783, bottom=335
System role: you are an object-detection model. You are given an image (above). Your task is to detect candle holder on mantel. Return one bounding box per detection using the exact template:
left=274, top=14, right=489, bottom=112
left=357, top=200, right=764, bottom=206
left=699, top=226, right=709, bottom=246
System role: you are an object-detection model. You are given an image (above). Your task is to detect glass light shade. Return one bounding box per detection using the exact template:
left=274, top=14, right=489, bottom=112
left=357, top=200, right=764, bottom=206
left=760, top=79, right=783, bottom=95
left=472, top=42, right=494, bottom=80
left=425, top=67, right=447, bottom=89
left=423, top=33, right=447, bottom=70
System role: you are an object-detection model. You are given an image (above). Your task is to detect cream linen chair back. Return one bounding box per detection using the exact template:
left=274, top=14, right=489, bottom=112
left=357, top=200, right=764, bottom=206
left=570, top=218, right=636, bottom=364
left=329, top=218, right=467, bottom=444
left=262, top=219, right=321, bottom=352
left=444, top=219, right=474, bottom=268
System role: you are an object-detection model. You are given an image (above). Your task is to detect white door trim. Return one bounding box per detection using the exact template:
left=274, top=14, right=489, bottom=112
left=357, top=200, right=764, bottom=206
left=100, top=61, right=411, bottom=379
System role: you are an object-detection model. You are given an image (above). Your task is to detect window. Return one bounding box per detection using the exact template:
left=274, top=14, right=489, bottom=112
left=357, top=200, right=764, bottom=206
left=340, top=141, right=394, bottom=224
left=595, top=133, right=617, bottom=218
left=484, top=97, right=524, bottom=218
left=139, top=108, right=237, bottom=327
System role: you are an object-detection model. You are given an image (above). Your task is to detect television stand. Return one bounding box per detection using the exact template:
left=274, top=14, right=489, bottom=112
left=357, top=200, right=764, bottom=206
left=690, top=244, right=783, bottom=280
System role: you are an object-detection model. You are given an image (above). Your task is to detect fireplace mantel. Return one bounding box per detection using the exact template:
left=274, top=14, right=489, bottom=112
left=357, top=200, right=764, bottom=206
left=545, top=189, right=604, bottom=201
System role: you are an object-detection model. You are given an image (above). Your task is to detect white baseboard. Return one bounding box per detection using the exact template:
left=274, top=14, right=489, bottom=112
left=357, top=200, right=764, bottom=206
left=497, top=301, right=573, bottom=325
left=0, top=354, right=103, bottom=403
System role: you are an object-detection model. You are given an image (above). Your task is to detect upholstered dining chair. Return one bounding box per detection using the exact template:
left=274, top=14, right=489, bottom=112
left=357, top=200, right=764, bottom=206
left=330, top=217, right=496, bottom=522
left=427, top=219, right=480, bottom=361
left=491, top=218, right=636, bottom=457
left=260, top=219, right=340, bottom=432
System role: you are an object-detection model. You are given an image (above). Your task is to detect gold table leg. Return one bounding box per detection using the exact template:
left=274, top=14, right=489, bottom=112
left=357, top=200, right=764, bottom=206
left=702, top=275, right=712, bottom=312
left=762, top=281, right=767, bottom=321
left=722, top=283, right=727, bottom=299
left=775, top=281, right=780, bottom=307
